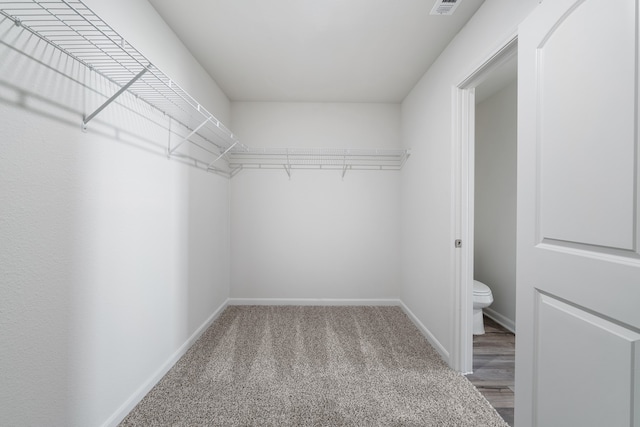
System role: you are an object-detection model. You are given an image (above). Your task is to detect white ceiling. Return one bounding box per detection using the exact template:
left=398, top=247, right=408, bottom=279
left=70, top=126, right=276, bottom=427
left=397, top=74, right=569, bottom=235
left=147, top=0, right=486, bottom=103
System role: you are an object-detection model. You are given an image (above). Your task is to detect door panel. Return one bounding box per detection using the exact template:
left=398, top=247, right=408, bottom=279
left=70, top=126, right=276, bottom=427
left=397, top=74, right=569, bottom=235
left=536, top=293, right=640, bottom=427
left=516, top=0, right=640, bottom=426
left=538, top=0, right=637, bottom=251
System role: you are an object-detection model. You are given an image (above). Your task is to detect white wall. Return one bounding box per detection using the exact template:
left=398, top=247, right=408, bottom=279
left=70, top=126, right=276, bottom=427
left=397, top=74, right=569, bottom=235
left=400, top=0, right=538, bottom=360
left=230, top=102, right=401, bottom=301
left=0, top=1, right=231, bottom=426
left=474, top=80, right=517, bottom=330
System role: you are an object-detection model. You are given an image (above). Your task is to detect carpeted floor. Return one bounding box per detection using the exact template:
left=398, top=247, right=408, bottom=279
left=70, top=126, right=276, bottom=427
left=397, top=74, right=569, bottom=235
left=120, top=306, right=508, bottom=426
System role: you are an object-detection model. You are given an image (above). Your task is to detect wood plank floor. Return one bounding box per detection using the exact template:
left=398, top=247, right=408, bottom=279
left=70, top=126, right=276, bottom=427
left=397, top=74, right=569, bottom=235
left=467, top=317, right=515, bottom=426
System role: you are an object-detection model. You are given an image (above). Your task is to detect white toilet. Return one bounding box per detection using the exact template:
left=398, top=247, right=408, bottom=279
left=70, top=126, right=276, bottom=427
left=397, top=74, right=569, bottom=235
left=473, top=280, right=494, bottom=335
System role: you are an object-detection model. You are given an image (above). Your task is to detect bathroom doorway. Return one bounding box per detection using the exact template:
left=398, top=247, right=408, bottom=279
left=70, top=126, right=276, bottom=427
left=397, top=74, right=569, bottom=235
left=451, top=35, right=517, bottom=425
left=473, top=54, right=517, bottom=333
left=467, top=53, right=517, bottom=426
left=450, top=34, right=517, bottom=374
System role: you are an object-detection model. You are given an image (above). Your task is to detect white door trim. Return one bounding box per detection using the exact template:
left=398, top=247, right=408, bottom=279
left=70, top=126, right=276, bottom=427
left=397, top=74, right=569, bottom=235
left=451, top=33, right=518, bottom=373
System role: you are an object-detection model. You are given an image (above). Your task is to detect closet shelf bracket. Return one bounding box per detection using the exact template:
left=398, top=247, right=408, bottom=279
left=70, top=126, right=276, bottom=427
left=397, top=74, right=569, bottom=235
left=208, top=140, right=239, bottom=170
left=342, top=164, right=349, bottom=179
left=169, top=116, right=213, bottom=155
left=82, top=65, right=150, bottom=131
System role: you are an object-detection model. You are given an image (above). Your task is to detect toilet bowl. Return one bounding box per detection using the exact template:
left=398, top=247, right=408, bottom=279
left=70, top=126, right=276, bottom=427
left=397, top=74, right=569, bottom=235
left=473, top=280, right=494, bottom=335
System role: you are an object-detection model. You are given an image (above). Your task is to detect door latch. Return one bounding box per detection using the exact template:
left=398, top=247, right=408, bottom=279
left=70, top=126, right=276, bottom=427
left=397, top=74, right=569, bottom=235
left=454, top=239, right=462, bottom=248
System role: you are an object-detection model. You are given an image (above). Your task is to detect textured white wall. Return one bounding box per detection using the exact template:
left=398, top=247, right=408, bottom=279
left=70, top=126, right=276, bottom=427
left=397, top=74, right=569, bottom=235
left=230, top=102, right=401, bottom=300
left=400, top=0, right=538, bottom=359
left=0, top=0, right=231, bottom=426
left=474, top=80, right=517, bottom=329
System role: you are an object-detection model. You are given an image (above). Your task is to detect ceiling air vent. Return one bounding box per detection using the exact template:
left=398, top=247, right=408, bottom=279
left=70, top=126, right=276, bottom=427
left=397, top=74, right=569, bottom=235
left=430, top=0, right=461, bottom=16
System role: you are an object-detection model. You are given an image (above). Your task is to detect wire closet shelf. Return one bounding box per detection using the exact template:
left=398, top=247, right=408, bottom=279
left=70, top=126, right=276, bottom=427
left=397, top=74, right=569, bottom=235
left=0, top=0, right=410, bottom=177
left=227, top=148, right=411, bottom=178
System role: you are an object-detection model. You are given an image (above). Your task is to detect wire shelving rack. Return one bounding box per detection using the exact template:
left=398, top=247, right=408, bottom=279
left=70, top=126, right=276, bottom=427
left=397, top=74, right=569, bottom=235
left=0, top=0, right=410, bottom=178
left=227, top=148, right=411, bottom=178
left=0, top=0, right=244, bottom=174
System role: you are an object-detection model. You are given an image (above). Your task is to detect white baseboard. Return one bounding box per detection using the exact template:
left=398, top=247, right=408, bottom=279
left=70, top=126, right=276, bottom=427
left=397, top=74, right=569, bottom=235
left=227, top=298, right=401, bottom=306
left=483, top=307, right=516, bottom=334
left=399, top=301, right=450, bottom=363
left=103, top=299, right=230, bottom=427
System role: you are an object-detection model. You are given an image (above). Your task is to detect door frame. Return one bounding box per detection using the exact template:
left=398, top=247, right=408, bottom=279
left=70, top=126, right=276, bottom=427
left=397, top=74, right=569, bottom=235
left=450, top=33, right=518, bottom=373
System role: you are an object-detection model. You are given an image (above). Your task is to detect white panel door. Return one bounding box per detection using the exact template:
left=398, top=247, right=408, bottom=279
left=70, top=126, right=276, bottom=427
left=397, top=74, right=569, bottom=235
left=516, top=1, right=640, bottom=426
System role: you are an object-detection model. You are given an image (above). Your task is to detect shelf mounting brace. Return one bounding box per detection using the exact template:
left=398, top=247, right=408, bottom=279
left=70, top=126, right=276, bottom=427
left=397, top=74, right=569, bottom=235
left=284, top=148, right=291, bottom=179
left=342, top=152, right=348, bottom=180
left=207, top=141, right=239, bottom=170
left=166, top=117, right=172, bottom=158
left=82, top=64, right=150, bottom=130
left=168, top=116, right=212, bottom=155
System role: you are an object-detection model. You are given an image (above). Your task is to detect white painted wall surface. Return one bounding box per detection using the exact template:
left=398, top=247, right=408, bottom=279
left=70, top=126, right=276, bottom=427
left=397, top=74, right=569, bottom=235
left=400, top=0, right=538, bottom=361
left=474, top=80, right=517, bottom=330
left=0, top=1, right=231, bottom=425
left=230, top=102, right=401, bottom=300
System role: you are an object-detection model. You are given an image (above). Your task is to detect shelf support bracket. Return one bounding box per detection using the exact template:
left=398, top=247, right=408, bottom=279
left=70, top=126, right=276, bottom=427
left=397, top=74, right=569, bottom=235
left=342, top=153, right=348, bottom=180
left=208, top=141, right=238, bottom=170
left=284, top=149, right=292, bottom=179
left=169, top=116, right=212, bottom=155
left=82, top=65, right=150, bottom=130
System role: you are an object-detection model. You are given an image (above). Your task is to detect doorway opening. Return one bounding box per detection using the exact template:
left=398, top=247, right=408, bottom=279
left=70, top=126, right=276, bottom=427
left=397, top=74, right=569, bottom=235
left=451, top=34, right=517, bottom=375
left=451, top=34, right=518, bottom=425
left=473, top=54, right=518, bottom=334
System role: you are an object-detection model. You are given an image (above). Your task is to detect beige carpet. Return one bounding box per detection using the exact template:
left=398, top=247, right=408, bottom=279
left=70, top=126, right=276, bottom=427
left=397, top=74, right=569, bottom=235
left=120, top=306, right=508, bottom=426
